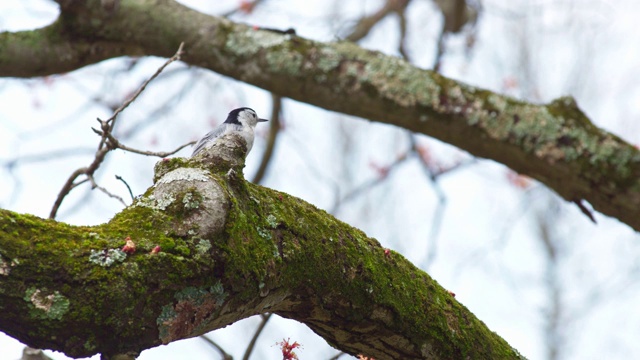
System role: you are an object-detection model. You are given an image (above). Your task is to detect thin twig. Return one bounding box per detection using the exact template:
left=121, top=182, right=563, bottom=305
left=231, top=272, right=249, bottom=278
left=115, top=140, right=194, bottom=157
left=397, top=5, right=410, bottom=61
left=409, top=133, right=475, bottom=269
left=242, top=313, right=272, bottom=360
left=70, top=177, right=90, bottom=190
left=251, top=95, right=282, bottom=184
left=327, top=352, right=346, bottom=360
left=0, top=147, right=94, bottom=169
left=344, top=0, right=411, bottom=41
left=200, top=335, right=233, bottom=360
left=330, top=155, right=410, bottom=214
left=573, top=199, right=597, bottom=223
left=87, top=175, right=126, bottom=206
left=433, top=31, right=447, bottom=73
left=103, top=42, right=185, bottom=124
left=117, top=67, right=198, bottom=138
left=115, top=175, right=135, bottom=202
left=104, top=130, right=195, bottom=157
left=49, top=168, right=88, bottom=219
left=48, top=43, right=185, bottom=219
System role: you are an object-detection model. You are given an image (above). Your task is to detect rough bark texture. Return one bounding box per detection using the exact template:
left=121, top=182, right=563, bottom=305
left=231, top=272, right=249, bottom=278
left=0, top=134, right=524, bottom=359
left=1, top=0, right=638, bottom=231
left=0, top=0, right=636, bottom=358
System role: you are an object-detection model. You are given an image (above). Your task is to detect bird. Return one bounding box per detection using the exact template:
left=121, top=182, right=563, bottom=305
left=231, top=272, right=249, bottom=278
left=191, top=107, right=268, bottom=157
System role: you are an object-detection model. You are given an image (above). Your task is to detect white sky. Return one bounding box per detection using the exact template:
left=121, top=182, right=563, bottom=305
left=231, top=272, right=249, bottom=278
left=2, top=1, right=640, bottom=359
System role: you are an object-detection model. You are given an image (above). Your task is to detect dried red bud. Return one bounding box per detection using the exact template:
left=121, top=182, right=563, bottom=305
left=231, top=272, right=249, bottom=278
left=150, top=246, right=161, bottom=254
left=122, top=237, right=136, bottom=254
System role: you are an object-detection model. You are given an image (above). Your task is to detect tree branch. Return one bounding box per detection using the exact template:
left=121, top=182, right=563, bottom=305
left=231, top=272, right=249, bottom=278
left=1, top=0, right=636, bottom=230
left=0, top=133, right=524, bottom=360
left=0, top=22, right=142, bottom=78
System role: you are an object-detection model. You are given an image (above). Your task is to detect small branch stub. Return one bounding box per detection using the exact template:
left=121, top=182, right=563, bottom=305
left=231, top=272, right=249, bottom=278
left=190, top=132, right=250, bottom=171
left=142, top=132, right=252, bottom=239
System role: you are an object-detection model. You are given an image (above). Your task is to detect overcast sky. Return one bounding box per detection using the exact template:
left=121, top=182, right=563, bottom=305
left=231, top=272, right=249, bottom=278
left=2, top=1, right=640, bottom=359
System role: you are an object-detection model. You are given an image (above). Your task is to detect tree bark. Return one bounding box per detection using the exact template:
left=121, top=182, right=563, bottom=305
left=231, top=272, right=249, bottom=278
left=0, top=134, right=524, bottom=359
left=1, top=0, right=637, bottom=231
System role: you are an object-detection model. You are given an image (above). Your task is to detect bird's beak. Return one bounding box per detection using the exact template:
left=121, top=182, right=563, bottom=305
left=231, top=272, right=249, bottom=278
left=258, top=118, right=268, bottom=122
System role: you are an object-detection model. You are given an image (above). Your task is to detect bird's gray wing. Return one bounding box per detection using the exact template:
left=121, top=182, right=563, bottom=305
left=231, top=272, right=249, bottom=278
left=191, top=125, right=227, bottom=157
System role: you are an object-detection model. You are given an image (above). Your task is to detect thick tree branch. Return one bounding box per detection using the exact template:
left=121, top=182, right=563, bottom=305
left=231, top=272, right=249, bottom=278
left=0, top=22, right=141, bottom=77
left=1, top=0, right=636, bottom=230
left=0, top=134, right=523, bottom=360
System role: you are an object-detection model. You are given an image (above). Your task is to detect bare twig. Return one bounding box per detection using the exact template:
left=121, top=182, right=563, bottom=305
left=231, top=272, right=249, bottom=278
left=102, top=42, right=184, bottom=125
left=88, top=175, right=127, bottom=206
left=330, top=152, right=410, bottom=214
left=199, top=335, right=233, bottom=360
left=251, top=95, right=282, bottom=184
left=409, top=133, right=475, bottom=269
left=115, top=175, right=135, bottom=202
left=242, top=313, right=272, bottom=360
left=419, top=180, right=446, bottom=271
left=0, top=147, right=94, bottom=169
left=117, top=67, right=198, bottom=139
left=397, top=5, right=410, bottom=61
left=345, top=0, right=411, bottom=42
left=573, top=199, right=597, bottom=224
left=433, top=30, right=447, bottom=73
left=48, top=43, right=185, bottom=219
left=50, top=168, right=88, bottom=219
left=103, top=129, right=195, bottom=157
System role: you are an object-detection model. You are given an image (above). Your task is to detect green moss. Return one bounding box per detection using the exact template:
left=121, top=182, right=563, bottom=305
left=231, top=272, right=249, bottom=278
left=174, top=245, right=191, bottom=256
left=159, top=238, right=176, bottom=252
left=204, top=177, right=524, bottom=358
left=153, top=157, right=190, bottom=183
left=84, top=338, right=97, bottom=352
left=0, top=119, right=525, bottom=358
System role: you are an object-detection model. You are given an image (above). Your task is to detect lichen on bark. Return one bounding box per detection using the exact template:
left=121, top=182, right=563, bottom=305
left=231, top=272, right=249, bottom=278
left=0, top=132, right=524, bottom=359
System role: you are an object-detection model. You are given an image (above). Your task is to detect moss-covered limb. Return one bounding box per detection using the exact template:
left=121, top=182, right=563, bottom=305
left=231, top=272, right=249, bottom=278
left=0, top=205, right=182, bottom=357
left=230, top=183, right=524, bottom=359
left=157, top=135, right=525, bottom=359
left=2, top=0, right=639, bottom=230
left=0, top=135, right=524, bottom=359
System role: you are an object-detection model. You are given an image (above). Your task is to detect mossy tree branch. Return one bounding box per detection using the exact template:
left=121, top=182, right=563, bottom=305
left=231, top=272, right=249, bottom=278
left=1, top=0, right=638, bottom=230
left=0, top=134, right=525, bottom=359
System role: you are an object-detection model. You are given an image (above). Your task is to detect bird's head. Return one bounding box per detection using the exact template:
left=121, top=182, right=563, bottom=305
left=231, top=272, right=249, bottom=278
left=226, top=107, right=268, bottom=128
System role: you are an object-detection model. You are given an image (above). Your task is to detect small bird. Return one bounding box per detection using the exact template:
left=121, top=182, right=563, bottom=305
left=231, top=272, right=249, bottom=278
left=191, top=107, right=268, bottom=157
